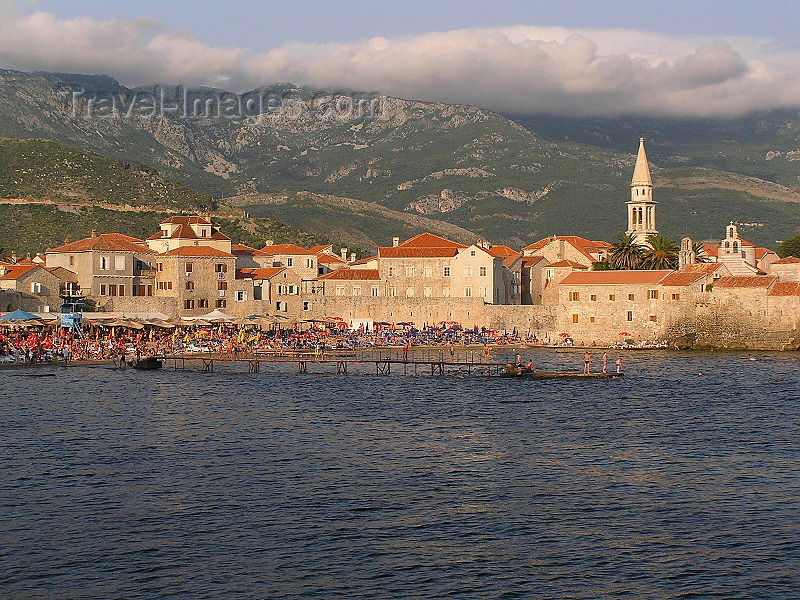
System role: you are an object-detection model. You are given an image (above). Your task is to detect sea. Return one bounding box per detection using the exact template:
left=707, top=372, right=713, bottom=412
left=1, top=348, right=798, bottom=599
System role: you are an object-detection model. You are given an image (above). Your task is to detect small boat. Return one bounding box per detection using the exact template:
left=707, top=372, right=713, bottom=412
left=133, top=357, right=163, bottom=370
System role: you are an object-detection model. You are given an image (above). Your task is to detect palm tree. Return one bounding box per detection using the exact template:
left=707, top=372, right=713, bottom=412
left=692, top=241, right=711, bottom=263
left=642, top=234, right=679, bottom=270
left=609, top=233, right=645, bottom=270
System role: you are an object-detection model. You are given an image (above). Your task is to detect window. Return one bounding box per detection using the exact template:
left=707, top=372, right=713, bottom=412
left=218, top=281, right=228, bottom=291
left=422, top=266, right=432, bottom=277
left=647, top=290, right=659, bottom=299
left=609, top=294, right=616, bottom=301
left=253, top=286, right=262, bottom=301
left=31, top=282, right=43, bottom=294
left=406, top=287, right=414, bottom=297
left=306, top=258, right=314, bottom=269
left=590, top=294, right=597, bottom=301
left=628, top=294, right=635, bottom=301
left=672, top=293, right=681, bottom=301
left=442, top=287, right=450, bottom=297
left=186, top=281, right=194, bottom=291
left=465, top=287, right=472, bottom=297
left=215, top=263, right=227, bottom=273
left=479, top=266, right=487, bottom=277
left=157, top=262, right=163, bottom=272
left=216, top=299, right=227, bottom=308
left=69, top=255, right=74, bottom=266
left=336, top=286, right=346, bottom=296
left=464, top=266, right=472, bottom=277
left=118, top=285, right=124, bottom=296
left=479, top=287, right=487, bottom=297
left=626, top=311, right=633, bottom=322
left=589, top=316, right=596, bottom=323
left=546, top=268, right=554, bottom=279
left=184, top=299, right=195, bottom=309
left=185, top=263, right=193, bottom=273
left=114, top=255, right=125, bottom=270
left=147, top=285, right=153, bottom=296
left=569, top=291, right=580, bottom=301
left=423, top=287, right=432, bottom=297
left=100, top=284, right=107, bottom=295
left=443, top=266, right=451, bottom=277
left=303, top=301, right=311, bottom=311
left=388, top=287, right=397, bottom=297
left=199, top=299, right=208, bottom=308
left=352, top=286, right=362, bottom=296
left=371, top=286, right=380, bottom=297
left=649, top=315, right=658, bottom=322
left=109, top=285, right=117, bottom=296
left=405, top=266, right=415, bottom=277
left=236, top=291, right=247, bottom=301
left=572, top=314, right=579, bottom=323
left=286, top=257, right=293, bottom=267
left=100, top=256, right=109, bottom=270
left=288, top=285, right=297, bottom=295
left=276, top=301, right=286, bottom=312
left=470, top=250, right=476, bottom=257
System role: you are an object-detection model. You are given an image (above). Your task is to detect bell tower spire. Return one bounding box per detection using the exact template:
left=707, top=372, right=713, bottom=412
left=626, top=136, right=658, bottom=246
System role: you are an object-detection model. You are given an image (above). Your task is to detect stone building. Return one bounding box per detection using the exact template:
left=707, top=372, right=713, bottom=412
left=154, top=246, right=237, bottom=316
left=770, top=256, right=800, bottom=281
left=260, top=243, right=319, bottom=281
left=46, top=232, right=157, bottom=299
left=626, top=136, right=658, bottom=246
left=0, top=263, right=63, bottom=312
left=146, top=216, right=232, bottom=254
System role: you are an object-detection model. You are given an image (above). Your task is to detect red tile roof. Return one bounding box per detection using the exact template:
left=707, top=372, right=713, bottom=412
left=237, top=267, right=285, bottom=279
left=685, top=262, right=724, bottom=274
left=701, top=244, right=719, bottom=258
left=350, top=255, right=378, bottom=266
left=547, top=259, right=588, bottom=269
left=502, top=255, right=521, bottom=268
left=398, top=232, right=466, bottom=249
left=773, top=256, right=800, bottom=264
left=48, top=233, right=154, bottom=254
left=485, top=245, right=519, bottom=258
left=560, top=270, right=672, bottom=285
left=162, top=247, right=234, bottom=257
left=232, top=244, right=269, bottom=256
left=260, top=243, right=317, bottom=255
left=522, top=255, right=546, bottom=266
left=309, top=244, right=332, bottom=253
left=768, top=282, right=800, bottom=296
left=755, top=247, right=776, bottom=260
left=522, top=235, right=611, bottom=263
left=170, top=223, right=199, bottom=239
left=660, top=272, right=707, bottom=286
left=379, top=247, right=460, bottom=258
left=713, top=276, right=775, bottom=288
left=0, top=264, right=39, bottom=280
left=317, top=268, right=381, bottom=281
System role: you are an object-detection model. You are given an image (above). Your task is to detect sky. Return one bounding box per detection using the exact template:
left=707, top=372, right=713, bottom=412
left=1, top=0, right=799, bottom=118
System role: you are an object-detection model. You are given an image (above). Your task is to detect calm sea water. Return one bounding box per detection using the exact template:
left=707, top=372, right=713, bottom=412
left=1, top=349, right=799, bottom=599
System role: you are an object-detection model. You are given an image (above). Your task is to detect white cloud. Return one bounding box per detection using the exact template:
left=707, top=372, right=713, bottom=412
left=0, top=3, right=798, bottom=118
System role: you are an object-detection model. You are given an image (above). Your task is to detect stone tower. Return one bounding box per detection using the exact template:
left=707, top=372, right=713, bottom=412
left=626, top=137, right=658, bottom=246
left=679, top=237, right=696, bottom=270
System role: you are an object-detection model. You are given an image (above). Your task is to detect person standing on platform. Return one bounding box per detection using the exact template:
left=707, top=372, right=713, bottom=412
left=616, top=357, right=623, bottom=373
left=583, top=352, right=591, bottom=374
left=602, top=352, right=608, bottom=374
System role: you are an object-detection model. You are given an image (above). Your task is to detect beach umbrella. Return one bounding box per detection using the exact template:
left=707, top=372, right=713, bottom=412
left=559, top=332, right=570, bottom=338
left=0, top=309, right=42, bottom=321
left=619, top=331, right=631, bottom=337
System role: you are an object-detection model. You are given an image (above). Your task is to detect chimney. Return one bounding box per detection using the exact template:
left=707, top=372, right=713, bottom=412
left=64, top=238, right=69, bottom=244
left=392, top=236, right=400, bottom=247
left=349, top=253, right=356, bottom=262
left=340, top=247, right=348, bottom=259
left=90, top=229, right=97, bottom=238
left=0, top=266, right=6, bottom=276
left=25, top=252, right=31, bottom=260
left=265, top=239, right=274, bottom=246
left=10, top=250, right=17, bottom=264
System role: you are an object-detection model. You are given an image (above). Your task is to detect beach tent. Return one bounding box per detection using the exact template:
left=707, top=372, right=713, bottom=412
left=0, top=309, right=42, bottom=321
left=191, top=310, right=235, bottom=322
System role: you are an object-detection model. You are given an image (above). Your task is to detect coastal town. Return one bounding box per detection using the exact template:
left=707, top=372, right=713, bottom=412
left=2, top=138, right=800, bottom=351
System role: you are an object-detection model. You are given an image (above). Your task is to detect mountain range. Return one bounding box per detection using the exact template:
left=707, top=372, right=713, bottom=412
left=1, top=69, right=799, bottom=254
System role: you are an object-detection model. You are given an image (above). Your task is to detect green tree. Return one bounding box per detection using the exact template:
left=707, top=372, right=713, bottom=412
left=778, top=235, right=800, bottom=258
left=642, top=234, right=679, bottom=270
left=609, top=233, right=645, bottom=270
left=692, top=241, right=711, bottom=263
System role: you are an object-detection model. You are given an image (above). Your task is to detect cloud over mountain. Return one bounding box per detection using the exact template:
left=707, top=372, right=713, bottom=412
left=1, top=2, right=798, bottom=117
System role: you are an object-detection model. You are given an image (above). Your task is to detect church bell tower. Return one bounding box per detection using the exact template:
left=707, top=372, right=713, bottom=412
left=626, top=136, right=658, bottom=246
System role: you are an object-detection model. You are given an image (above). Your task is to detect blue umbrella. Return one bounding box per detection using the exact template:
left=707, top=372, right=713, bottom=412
left=0, top=309, right=41, bottom=321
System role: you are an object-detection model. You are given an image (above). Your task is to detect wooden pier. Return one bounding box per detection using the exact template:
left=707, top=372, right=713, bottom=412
left=159, top=350, right=623, bottom=379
